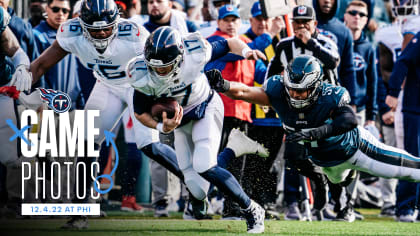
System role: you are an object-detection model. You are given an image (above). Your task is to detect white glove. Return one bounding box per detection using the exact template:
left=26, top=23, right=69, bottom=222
left=10, top=65, right=32, bottom=92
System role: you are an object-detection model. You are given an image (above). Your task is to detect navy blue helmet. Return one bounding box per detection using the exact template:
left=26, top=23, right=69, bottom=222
left=283, top=55, right=323, bottom=110
left=79, top=0, right=120, bottom=50
left=144, top=26, right=184, bottom=83
left=391, top=0, right=419, bottom=18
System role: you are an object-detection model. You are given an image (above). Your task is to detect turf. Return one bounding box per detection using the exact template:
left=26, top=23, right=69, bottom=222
left=1, top=209, right=420, bottom=236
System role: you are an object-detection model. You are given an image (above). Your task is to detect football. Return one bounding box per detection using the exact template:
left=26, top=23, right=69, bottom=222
left=151, top=97, right=179, bottom=121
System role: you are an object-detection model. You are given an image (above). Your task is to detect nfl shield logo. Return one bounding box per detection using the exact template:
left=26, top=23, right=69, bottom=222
left=298, top=6, right=307, bottom=15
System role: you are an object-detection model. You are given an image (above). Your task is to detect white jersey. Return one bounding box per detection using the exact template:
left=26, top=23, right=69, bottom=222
left=130, top=32, right=212, bottom=113
left=56, top=18, right=149, bottom=87
left=401, top=15, right=420, bottom=36
left=375, top=23, right=403, bottom=62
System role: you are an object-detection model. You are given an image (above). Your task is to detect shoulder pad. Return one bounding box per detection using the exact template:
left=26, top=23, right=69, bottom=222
left=183, top=32, right=211, bottom=65
left=127, top=55, right=149, bottom=86
left=321, top=84, right=350, bottom=106
left=57, top=18, right=83, bottom=39
left=338, top=89, right=351, bottom=106
left=117, top=19, right=149, bottom=42
left=263, top=75, right=283, bottom=97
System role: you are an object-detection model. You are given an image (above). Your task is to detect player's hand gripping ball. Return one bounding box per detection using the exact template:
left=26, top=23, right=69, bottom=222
left=151, top=97, right=179, bottom=122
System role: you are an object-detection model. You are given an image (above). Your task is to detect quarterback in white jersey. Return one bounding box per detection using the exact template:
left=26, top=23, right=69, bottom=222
left=130, top=26, right=266, bottom=234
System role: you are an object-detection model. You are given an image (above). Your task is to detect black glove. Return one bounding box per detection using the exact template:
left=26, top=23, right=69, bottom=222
left=286, top=124, right=332, bottom=143
left=286, top=131, right=313, bottom=143
left=205, top=69, right=230, bottom=93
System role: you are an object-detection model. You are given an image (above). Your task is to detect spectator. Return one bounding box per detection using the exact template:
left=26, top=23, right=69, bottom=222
left=313, top=0, right=356, bottom=105
left=28, top=0, right=47, bottom=27
left=2, top=0, right=37, bottom=62
left=199, top=0, right=249, bottom=38
left=144, top=0, right=197, bottom=34
left=343, top=0, right=378, bottom=127
left=33, top=0, right=83, bottom=109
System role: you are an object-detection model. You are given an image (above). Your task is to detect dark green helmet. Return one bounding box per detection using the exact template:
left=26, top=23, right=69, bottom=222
left=283, top=55, right=323, bottom=109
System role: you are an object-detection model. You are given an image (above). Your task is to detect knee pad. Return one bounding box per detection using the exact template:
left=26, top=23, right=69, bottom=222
left=192, top=142, right=217, bottom=173
left=183, top=167, right=209, bottom=200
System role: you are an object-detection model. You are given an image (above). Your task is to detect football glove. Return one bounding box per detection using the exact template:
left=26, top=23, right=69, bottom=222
left=205, top=69, right=230, bottom=93
left=10, top=65, right=32, bottom=92
left=286, top=131, right=313, bottom=143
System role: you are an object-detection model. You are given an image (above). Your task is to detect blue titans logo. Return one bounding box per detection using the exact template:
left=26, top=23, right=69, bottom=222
left=353, top=53, right=366, bottom=71
left=39, top=88, right=72, bottom=113
left=318, top=29, right=338, bottom=44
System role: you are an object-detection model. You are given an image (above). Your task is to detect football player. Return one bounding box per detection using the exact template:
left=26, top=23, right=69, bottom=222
left=208, top=55, right=420, bottom=191
left=129, top=26, right=266, bottom=234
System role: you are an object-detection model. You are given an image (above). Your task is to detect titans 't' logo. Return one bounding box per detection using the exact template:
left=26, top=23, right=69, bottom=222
left=38, top=88, right=72, bottom=113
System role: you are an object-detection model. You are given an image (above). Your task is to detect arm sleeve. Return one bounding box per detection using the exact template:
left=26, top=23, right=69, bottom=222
left=254, top=59, right=267, bottom=84
left=133, top=90, right=155, bottom=115
left=388, top=34, right=420, bottom=97
left=209, top=39, right=229, bottom=61
left=311, top=105, right=358, bottom=139
left=306, top=38, right=339, bottom=69
left=247, top=33, right=272, bottom=51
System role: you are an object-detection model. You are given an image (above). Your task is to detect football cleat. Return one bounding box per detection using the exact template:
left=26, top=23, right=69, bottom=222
left=226, top=129, right=269, bottom=158
left=183, top=198, right=212, bottom=220
left=121, top=195, right=144, bottom=212
left=284, top=202, right=302, bottom=221
left=241, top=200, right=265, bottom=234
left=334, top=205, right=356, bottom=223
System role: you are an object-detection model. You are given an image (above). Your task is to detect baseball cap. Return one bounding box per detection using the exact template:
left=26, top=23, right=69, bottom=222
left=218, top=4, right=240, bottom=19
left=292, top=5, right=316, bottom=20
left=251, top=1, right=262, bottom=17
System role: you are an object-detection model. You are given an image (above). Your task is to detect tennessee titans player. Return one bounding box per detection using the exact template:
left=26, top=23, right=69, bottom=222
left=208, top=55, right=420, bottom=186
left=129, top=26, right=267, bottom=234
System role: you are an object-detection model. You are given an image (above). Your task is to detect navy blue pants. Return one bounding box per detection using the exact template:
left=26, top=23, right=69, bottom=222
left=396, top=112, right=420, bottom=216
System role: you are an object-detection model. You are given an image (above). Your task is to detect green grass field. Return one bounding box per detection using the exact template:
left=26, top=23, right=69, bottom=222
left=1, top=209, right=420, bottom=236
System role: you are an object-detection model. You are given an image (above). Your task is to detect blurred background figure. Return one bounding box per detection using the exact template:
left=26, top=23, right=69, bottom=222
left=28, top=0, right=47, bottom=27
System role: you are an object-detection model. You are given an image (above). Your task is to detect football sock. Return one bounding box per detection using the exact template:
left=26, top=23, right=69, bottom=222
left=200, top=166, right=251, bottom=209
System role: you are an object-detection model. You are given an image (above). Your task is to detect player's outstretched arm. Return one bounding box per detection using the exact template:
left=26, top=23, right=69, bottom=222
left=226, top=37, right=266, bottom=61
left=30, top=40, right=68, bottom=84
left=205, top=69, right=270, bottom=106
left=2, top=27, right=32, bottom=92
left=286, top=105, right=358, bottom=142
